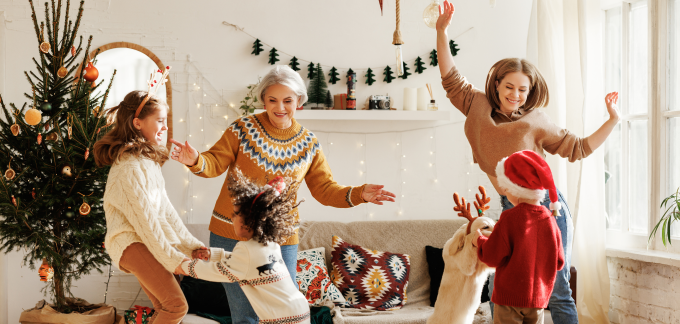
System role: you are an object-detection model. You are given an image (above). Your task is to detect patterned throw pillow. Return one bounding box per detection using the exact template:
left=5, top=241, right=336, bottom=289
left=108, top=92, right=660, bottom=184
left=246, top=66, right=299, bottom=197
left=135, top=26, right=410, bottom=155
left=330, top=236, right=410, bottom=311
left=296, top=247, right=346, bottom=306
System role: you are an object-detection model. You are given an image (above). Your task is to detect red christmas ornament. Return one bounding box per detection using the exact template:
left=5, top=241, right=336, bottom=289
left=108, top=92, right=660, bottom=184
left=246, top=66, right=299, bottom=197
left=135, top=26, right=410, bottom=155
left=32, top=188, right=36, bottom=199
left=71, top=46, right=76, bottom=56
left=83, top=62, right=99, bottom=83
left=11, top=195, right=16, bottom=207
left=37, top=133, right=42, bottom=145
left=84, top=148, right=90, bottom=160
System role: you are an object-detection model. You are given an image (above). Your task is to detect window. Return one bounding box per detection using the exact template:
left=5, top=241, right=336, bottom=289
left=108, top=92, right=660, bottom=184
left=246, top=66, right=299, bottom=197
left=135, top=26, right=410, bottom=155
left=604, top=0, right=680, bottom=250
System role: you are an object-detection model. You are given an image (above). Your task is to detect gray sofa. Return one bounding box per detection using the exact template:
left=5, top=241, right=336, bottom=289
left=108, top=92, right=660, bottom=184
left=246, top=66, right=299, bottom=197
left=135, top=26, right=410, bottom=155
left=182, top=218, right=475, bottom=324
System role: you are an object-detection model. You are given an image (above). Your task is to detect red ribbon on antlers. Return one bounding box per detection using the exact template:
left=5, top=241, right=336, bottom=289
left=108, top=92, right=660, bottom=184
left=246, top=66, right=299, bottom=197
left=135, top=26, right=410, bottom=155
left=453, top=186, right=491, bottom=234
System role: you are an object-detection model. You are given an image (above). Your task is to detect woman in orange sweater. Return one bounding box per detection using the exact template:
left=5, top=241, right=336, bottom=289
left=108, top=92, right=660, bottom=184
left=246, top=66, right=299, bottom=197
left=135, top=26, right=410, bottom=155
left=169, top=65, right=395, bottom=324
left=436, top=2, right=620, bottom=323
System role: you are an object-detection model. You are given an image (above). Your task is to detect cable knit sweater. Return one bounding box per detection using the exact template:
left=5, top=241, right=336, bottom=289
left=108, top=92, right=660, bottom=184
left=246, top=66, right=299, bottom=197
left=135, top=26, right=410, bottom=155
left=104, top=154, right=205, bottom=273
left=183, top=240, right=310, bottom=324
left=188, top=112, right=367, bottom=245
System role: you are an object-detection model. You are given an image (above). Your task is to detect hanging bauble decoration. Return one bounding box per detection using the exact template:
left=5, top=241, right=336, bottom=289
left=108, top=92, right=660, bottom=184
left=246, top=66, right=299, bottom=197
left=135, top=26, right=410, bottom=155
left=45, top=133, right=58, bottom=141
left=84, top=148, right=90, bottom=160
left=25, top=108, right=42, bottom=126
left=65, top=207, right=75, bottom=218
left=5, top=159, right=15, bottom=181
left=10, top=124, right=20, bottom=136
left=11, top=195, right=16, bottom=207
left=39, top=259, right=54, bottom=282
left=71, top=46, right=76, bottom=56
left=57, top=66, right=68, bottom=78
left=32, top=188, right=36, bottom=199
left=93, top=106, right=100, bottom=116
left=40, top=101, right=52, bottom=112
left=61, top=165, right=73, bottom=177
left=83, top=62, right=99, bottom=82
left=79, top=201, right=91, bottom=216
left=37, top=133, right=42, bottom=145
left=39, top=41, right=51, bottom=54
left=423, top=0, right=440, bottom=29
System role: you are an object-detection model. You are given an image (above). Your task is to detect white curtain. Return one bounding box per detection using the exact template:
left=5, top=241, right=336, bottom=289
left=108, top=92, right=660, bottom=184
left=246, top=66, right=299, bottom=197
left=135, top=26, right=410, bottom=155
left=528, top=0, right=611, bottom=323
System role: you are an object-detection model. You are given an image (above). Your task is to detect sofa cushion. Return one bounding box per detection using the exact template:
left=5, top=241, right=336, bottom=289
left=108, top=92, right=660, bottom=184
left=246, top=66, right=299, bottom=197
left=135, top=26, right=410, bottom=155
left=330, top=235, right=410, bottom=311
left=425, top=246, right=445, bottom=307
left=297, top=247, right=346, bottom=306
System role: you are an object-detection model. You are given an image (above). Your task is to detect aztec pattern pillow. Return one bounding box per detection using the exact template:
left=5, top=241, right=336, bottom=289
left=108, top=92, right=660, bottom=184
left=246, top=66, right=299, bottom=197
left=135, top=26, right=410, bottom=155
left=296, top=247, right=346, bottom=306
left=330, top=236, right=410, bottom=311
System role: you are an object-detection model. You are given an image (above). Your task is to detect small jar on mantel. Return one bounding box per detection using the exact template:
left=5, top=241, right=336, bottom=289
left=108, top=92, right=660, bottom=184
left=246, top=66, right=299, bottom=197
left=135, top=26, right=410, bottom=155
left=427, top=99, right=438, bottom=111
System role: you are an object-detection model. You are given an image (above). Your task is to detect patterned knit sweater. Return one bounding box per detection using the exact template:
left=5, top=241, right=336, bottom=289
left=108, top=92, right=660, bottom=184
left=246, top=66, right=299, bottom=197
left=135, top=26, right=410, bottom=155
left=183, top=240, right=311, bottom=324
left=188, top=112, right=367, bottom=245
left=104, top=154, right=205, bottom=273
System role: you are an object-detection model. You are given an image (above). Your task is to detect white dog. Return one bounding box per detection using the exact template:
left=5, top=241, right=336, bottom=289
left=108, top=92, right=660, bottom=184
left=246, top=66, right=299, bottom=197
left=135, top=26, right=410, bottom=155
left=428, top=187, right=496, bottom=324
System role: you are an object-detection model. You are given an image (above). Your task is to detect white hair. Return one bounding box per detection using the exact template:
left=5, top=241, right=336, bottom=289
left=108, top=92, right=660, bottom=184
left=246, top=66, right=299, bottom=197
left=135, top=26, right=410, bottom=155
left=256, top=65, right=308, bottom=107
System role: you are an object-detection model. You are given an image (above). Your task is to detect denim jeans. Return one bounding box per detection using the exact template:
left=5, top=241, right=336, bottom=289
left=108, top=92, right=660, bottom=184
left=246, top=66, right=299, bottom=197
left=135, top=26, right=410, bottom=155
left=209, top=233, right=299, bottom=324
left=487, top=189, right=578, bottom=324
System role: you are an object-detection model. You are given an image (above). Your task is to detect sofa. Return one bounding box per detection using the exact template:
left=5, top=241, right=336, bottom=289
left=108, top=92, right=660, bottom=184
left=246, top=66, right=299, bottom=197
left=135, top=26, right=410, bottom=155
left=181, top=218, right=478, bottom=324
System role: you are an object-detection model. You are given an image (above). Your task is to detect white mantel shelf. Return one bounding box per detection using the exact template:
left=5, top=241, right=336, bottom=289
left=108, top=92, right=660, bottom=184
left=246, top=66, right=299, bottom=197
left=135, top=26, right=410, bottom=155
left=253, top=109, right=451, bottom=121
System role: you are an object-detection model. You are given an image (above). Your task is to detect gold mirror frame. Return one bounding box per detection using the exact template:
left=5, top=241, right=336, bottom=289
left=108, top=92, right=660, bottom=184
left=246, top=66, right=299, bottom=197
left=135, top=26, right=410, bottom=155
left=81, top=42, right=174, bottom=151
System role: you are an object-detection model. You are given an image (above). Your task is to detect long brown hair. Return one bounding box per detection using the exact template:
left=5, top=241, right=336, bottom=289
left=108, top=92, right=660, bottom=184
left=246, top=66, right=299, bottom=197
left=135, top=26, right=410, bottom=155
left=93, top=90, right=168, bottom=166
left=484, top=58, right=550, bottom=111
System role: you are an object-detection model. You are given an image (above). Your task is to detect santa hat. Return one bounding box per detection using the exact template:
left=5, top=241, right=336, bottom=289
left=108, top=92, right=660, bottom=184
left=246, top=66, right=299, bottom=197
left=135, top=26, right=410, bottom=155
left=495, top=150, right=562, bottom=216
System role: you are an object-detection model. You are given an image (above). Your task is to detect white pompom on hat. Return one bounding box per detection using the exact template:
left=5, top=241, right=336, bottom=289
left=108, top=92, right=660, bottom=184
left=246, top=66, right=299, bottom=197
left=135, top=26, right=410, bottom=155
left=495, top=150, right=562, bottom=216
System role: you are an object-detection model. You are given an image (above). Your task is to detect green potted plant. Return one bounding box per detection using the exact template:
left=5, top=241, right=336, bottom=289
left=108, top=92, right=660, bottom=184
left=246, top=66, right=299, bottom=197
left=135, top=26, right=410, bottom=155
left=239, top=78, right=261, bottom=116
left=649, top=188, right=680, bottom=247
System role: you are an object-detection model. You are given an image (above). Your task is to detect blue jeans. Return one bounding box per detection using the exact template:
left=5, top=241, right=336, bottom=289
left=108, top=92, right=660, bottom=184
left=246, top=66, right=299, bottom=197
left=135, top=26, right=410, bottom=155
left=209, top=233, right=299, bottom=324
left=487, top=189, right=578, bottom=324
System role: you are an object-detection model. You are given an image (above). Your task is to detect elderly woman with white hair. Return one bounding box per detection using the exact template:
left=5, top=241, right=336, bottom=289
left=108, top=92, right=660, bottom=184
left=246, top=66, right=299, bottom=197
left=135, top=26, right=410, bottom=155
left=169, top=65, right=395, bottom=323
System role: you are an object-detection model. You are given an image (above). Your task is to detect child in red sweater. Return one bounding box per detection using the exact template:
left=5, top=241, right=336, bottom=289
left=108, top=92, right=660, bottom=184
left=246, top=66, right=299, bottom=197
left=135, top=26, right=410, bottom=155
left=476, top=150, right=565, bottom=324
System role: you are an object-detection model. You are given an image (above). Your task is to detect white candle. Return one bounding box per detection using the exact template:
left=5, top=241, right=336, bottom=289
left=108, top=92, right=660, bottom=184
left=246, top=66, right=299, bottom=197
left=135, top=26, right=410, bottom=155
left=417, top=87, right=430, bottom=111
left=403, top=88, right=417, bottom=111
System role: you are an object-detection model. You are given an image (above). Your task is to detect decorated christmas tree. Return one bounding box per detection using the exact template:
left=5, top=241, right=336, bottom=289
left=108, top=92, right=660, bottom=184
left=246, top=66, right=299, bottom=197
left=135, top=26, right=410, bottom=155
left=289, top=56, right=300, bottom=71
left=307, top=62, right=316, bottom=79
left=0, top=0, right=115, bottom=312
left=328, top=66, right=340, bottom=84
left=414, top=56, right=427, bottom=74
left=307, top=63, right=328, bottom=107
left=252, top=38, right=264, bottom=55
left=429, top=49, right=438, bottom=66
left=268, top=48, right=280, bottom=65
left=449, top=40, right=460, bottom=56
left=399, top=62, right=411, bottom=79
left=383, top=65, right=395, bottom=83
left=365, top=68, right=376, bottom=86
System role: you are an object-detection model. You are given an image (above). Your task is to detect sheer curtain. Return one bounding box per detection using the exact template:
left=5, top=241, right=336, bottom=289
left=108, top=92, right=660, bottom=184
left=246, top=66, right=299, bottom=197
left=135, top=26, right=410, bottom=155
left=528, top=0, right=611, bottom=323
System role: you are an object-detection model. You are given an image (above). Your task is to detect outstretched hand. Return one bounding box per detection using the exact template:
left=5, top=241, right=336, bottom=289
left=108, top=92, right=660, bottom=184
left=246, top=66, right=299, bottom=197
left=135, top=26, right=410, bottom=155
left=436, top=0, right=455, bottom=33
left=604, top=92, right=621, bottom=122
left=361, top=185, right=396, bottom=205
left=169, top=139, right=200, bottom=167
left=191, top=246, right=210, bottom=261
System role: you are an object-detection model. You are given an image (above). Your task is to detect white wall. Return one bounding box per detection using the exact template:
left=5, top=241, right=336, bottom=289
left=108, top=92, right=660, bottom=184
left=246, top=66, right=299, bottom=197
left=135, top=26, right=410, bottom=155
left=0, top=0, right=532, bottom=321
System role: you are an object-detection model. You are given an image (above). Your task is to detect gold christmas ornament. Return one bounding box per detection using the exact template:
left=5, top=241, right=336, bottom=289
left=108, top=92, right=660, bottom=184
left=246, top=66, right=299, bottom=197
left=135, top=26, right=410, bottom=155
left=39, top=41, right=51, bottom=54
left=5, top=158, right=15, bottom=180
left=84, top=148, right=90, bottom=160
left=11, top=195, right=16, bottom=207
left=93, top=106, right=100, bottom=116
left=45, top=133, right=58, bottom=141
left=10, top=124, right=20, bottom=136
left=61, top=165, right=72, bottom=177
left=79, top=202, right=91, bottom=215
left=57, top=66, right=68, bottom=78
left=25, top=108, right=42, bottom=126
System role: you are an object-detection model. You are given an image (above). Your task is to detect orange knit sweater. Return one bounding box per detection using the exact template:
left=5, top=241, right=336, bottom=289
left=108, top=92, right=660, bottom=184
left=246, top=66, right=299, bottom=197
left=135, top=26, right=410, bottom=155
left=188, top=112, right=367, bottom=245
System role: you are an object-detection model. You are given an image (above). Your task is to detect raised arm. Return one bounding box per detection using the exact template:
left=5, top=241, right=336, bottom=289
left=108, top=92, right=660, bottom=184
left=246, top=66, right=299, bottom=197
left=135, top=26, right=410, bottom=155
left=436, top=1, right=456, bottom=76
left=170, top=122, right=240, bottom=178
left=584, top=92, right=621, bottom=151
left=181, top=245, right=249, bottom=283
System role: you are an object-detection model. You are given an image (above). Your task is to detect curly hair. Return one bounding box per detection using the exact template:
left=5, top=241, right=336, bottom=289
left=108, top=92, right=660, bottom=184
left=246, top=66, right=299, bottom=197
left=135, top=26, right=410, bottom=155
left=228, top=169, right=303, bottom=245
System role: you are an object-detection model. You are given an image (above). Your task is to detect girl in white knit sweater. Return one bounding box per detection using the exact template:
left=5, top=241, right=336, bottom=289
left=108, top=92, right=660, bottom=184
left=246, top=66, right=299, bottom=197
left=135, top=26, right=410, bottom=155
left=94, top=90, right=209, bottom=323
left=180, top=169, right=311, bottom=324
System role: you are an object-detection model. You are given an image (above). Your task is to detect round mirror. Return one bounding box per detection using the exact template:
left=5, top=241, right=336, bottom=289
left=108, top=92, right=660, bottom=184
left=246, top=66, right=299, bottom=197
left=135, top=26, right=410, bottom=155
left=86, top=43, right=173, bottom=151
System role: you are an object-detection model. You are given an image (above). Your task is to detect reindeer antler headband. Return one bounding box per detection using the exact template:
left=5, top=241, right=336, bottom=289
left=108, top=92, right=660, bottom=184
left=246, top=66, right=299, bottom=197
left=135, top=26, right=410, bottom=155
left=134, top=66, right=171, bottom=118
left=453, top=186, right=491, bottom=234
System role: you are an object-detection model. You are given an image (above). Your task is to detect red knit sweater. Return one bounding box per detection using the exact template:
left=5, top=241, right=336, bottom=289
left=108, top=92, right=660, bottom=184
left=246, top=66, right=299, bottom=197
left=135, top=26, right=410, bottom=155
left=477, top=203, right=564, bottom=308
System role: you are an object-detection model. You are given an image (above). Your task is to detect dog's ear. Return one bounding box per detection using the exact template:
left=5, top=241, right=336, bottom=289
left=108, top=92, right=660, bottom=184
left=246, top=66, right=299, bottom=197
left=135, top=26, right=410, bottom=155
left=449, top=228, right=479, bottom=276
left=448, top=226, right=467, bottom=257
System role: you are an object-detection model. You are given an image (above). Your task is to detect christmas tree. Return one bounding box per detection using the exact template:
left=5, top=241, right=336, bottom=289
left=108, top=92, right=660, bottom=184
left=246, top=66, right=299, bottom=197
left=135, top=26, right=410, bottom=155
left=324, top=91, right=333, bottom=108
left=252, top=38, right=264, bottom=55
left=383, top=65, right=395, bottom=83
left=429, top=49, right=438, bottom=66
left=328, top=67, right=340, bottom=84
left=449, top=40, right=460, bottom=56
left=268, top=48, right=280, bottom=65
left=414, top=57, right=427, bottom=74
left=307, top=64, right=328, bottom=107
left=289, top=56, right=300, bottom=71
left=365, top=68, right=376, bottom=86
left=0, top=0, right=114, bottom=312
left=307, top=62, right=316, bottom=79
left=399, top=62, right=411, bottom=79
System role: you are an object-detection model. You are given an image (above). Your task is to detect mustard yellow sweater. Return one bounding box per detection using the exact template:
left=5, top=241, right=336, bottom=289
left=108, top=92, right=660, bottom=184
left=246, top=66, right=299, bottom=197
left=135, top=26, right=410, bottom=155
left=188, top=112, right=366, bottom=245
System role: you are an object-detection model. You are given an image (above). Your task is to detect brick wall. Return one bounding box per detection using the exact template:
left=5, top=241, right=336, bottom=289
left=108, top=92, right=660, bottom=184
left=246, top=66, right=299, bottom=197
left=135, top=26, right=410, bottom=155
left=607, top=257, right=680, bottom=324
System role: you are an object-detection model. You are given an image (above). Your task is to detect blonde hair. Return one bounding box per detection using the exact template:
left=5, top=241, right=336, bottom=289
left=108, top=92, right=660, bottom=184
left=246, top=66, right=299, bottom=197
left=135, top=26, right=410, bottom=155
left=484, top=58, right=549, bottom=111
left=93, top=90, right=168, bottom=167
